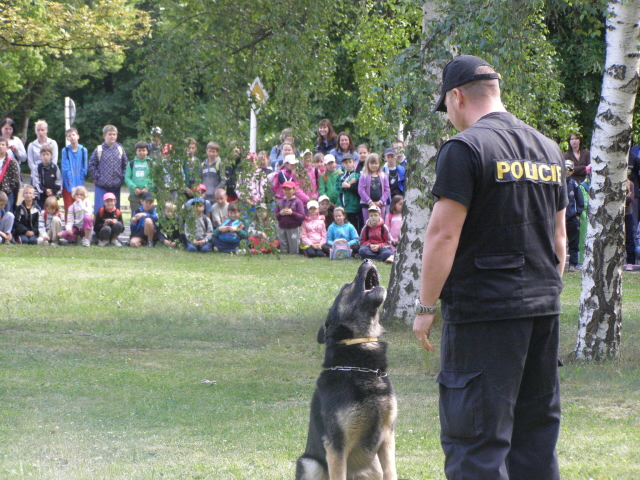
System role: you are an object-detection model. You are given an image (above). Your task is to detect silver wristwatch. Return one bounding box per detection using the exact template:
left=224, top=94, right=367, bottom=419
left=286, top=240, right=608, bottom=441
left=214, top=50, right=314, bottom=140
left=415, top=298, right=437, bottom=315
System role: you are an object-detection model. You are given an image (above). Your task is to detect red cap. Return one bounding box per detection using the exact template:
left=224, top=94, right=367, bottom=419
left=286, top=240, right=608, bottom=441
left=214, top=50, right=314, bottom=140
left=281, top=181, right=296, bottom=189
left=194, top=183, right=206, bottom=191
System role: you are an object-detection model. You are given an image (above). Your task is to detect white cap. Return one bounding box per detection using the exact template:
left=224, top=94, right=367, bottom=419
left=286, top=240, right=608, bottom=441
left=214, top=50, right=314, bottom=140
left=284, top=154, right=299, bottom=165
left=307, top=200, right=319, bottom=209
left=318, top=195, right=330, bottom=204
left=323, top=154, right=336, bottom=164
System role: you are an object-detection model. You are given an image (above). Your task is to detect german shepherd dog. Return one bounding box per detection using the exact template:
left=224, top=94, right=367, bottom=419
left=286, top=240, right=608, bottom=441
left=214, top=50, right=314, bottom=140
left=296, top=259, right=398, bottom=480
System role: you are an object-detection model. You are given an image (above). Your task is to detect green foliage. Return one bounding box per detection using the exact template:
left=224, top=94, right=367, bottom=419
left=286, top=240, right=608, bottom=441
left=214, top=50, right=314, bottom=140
left=136, top=0, right=337, bottom=153
left=544, top=0, right=608, bottom=148
left=339, top=0, right=424, bottom=147
left=0, top=0, right=150, bottom=122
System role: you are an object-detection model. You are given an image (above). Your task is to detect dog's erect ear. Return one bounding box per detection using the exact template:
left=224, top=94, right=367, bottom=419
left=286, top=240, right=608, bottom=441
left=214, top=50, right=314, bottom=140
left=317, top=324, right=326, bottom=344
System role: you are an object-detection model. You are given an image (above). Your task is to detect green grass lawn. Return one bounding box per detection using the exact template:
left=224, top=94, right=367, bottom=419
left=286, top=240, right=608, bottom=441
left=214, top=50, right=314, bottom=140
left=1, top=246, right=639, bottom=479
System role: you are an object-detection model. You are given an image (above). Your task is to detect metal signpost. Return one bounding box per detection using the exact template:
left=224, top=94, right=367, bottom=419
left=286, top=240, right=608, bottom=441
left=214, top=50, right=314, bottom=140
left=247, top=77, right=268, bottom=153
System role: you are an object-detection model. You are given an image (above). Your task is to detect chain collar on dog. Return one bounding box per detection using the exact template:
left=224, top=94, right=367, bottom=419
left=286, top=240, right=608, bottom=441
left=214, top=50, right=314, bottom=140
left=326, top=366, right=388, bottom=377
left=336, top=337, right=379, bottom=346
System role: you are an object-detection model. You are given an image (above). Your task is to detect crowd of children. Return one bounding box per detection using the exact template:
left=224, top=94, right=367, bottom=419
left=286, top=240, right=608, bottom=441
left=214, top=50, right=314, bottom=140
left=0, top=118, right=409, bottom=262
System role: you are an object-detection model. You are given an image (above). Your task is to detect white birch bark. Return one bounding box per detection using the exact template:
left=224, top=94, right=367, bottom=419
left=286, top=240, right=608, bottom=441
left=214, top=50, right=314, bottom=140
left=575, top=0, right=640, bottom=360
left=382, top=0, right=444, bottom=324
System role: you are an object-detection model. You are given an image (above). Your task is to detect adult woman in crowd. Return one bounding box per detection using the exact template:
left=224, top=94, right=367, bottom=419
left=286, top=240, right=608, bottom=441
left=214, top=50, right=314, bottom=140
left=329, top=131, right=359, bottom=167
left=27, top=120, right=59, bottom=183
left=0, top=118, right=27, bottom=164
left=564, top=132, right=590, bottom=184
left=315, top=119, right=338, bottom=155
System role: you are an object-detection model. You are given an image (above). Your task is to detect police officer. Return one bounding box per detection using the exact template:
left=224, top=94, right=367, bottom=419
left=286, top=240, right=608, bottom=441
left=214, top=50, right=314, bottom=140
left=413, top=55, right=568, bottom=480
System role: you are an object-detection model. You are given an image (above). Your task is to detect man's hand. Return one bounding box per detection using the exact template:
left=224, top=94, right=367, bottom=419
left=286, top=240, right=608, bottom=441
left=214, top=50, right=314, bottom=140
left=413, top=313, right=436, bottom=352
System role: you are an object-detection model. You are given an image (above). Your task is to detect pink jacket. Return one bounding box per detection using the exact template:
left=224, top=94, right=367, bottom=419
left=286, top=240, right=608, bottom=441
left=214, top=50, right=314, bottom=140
left=271, top=168, right=310, bottom=204
left=301, top=214, right=327, bottom=246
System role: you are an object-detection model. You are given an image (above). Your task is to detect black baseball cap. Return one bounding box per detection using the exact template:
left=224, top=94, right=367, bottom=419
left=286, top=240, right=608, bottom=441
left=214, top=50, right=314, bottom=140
left=140, top=192, right=154, bottom=201
left=433, top=55, right=501, bottom=113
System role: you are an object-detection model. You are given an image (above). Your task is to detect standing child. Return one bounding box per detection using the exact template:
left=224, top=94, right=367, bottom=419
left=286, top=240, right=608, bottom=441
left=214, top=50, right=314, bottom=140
left=300, top=149, right=319, bottom=199
left=32, top=144, right=62, bottom=209
left=37, top=196, right=66, bottom=246
left=386, top=195, right=404, bottom=245
left=0, top=136, right=21, bottom=214
left=565, top=160, right=584, bottom=271
left=356, top=144, right=370, bottom=173
left=318, top=154, right=341, bottom=205
left=184, top=198, right=213, bottom=252
left=358, top=205, right=393, bottom=263
left=358, top=153, right=390, bottom=223
left=318, top=194, right=334, bottom=230
left=0, top=191, right=14, bottom=244
left=27, top=120, right=59, bottom=183
left=275, top=181, right=305, bottom=254
left=62, top=185, right=93, bottom=246
left=129, top=192, right=158, bottom=248
left=200, top=142, right=225, bottom=203
left=125, top=141, right=152, bottom=214
left=89, top=125, right=128, bottom=214
left=272, top=151, right=309, bottom=204
left=212, top=201, right=248, bottom=253
left=301, top=199, right=327, bottom=258
left=322, top=206, right=360, bottom=258
left=94, top=192, right=124, bottom=247
left=13, top=185, right=40, bottom=245
left=336, top=153, right=362, bottom=233
left=248, top=203, right=279, bottom=253
left=61, top=128, right=88, bottom=218
left=382, top=148, right=406, bottom=200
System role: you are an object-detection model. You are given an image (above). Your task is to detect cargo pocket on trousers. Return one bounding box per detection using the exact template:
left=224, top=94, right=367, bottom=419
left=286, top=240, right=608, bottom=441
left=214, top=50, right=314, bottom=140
left=437, top=370, right=483, bottom=438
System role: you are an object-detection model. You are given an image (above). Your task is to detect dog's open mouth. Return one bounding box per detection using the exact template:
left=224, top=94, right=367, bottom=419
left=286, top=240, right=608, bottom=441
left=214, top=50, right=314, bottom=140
left=364, top=266, right=379, bottom=292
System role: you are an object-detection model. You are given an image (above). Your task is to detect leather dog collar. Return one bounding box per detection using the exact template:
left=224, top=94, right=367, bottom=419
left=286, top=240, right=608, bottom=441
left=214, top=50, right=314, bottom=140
left=337, top=337, right=379, bottom=346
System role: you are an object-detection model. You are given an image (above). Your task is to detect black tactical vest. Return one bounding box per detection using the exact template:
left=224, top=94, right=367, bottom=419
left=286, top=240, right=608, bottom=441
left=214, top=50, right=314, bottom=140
left=438, top=112, right=568, bottom=323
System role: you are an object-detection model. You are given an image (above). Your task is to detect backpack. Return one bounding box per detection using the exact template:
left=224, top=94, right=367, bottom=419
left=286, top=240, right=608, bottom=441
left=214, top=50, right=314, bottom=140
left=96, top=145, right=125, bottom=162
left=330, top=241, right=351, bottom=260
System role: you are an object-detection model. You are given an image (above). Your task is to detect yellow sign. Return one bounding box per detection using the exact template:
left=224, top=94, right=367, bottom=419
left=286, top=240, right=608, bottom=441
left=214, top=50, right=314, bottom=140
left=248, top=77, right=268, bottom=106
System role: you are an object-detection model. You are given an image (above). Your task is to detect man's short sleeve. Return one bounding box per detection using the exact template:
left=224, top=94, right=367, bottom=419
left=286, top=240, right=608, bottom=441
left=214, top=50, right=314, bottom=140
left=432, top=140, right=477, bottom=209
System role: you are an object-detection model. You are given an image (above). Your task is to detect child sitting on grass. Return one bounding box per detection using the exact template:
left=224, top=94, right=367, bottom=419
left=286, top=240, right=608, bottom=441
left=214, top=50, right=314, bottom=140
left=184, top=198, right=213, bottom=252
left=94, top=192, right=124, bottom=247
left=358, top=205, right=393, bottom=263
left=248, top=203, right=278, bottom=254
left=212, top=201, right=247, bottom=253
left=322, top=206, right=360, bottom=258
left=13, top=185, right=40, bottom=245
left=62, top=185, right=93, bottom=246
left=0, top=191, right=14, bottom=244
left=158, top=202, right=183, bottom=248
left=211, top=188, right=229, bottom=228
left=129, top=192, right=158, bottom=248
left=275, top=181, right=305, bottom=254
left=37, top=196, right=65, bottom=246
left=301, top=199, right=327, bottom=258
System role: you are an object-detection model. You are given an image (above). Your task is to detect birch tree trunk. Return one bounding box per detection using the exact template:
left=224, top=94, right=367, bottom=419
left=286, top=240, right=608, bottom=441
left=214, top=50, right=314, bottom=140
left=382, top=1, right=443, bottom=324
left=574, top=0, right=640, bottom=360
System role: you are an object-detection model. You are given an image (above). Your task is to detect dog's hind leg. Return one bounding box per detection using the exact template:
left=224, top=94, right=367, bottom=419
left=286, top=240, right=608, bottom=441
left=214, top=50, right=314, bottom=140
left=376, top=428, right=397, bottom=480
left=296, top=456, right=329, bottom=480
